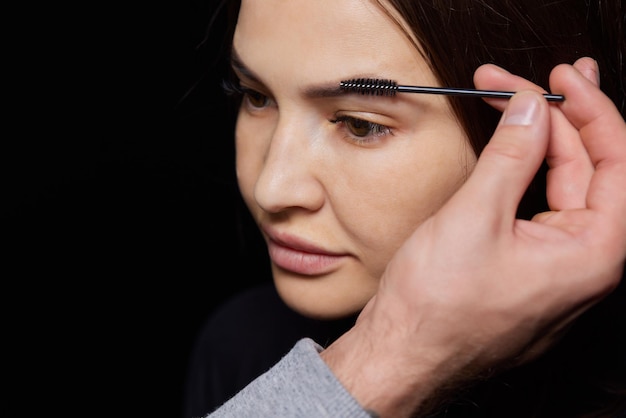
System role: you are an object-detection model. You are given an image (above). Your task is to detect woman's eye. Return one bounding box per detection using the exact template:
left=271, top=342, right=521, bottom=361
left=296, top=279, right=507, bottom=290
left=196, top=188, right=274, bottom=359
left=331, top=115, right=392, bottom=140
left=244, top=89, right=270, bottom=108
left=221, top=78, right=272, bottom=109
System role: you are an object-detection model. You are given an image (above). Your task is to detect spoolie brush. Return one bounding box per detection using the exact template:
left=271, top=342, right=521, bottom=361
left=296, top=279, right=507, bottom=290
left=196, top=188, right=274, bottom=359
left=339, top=78, right=564, bottom=102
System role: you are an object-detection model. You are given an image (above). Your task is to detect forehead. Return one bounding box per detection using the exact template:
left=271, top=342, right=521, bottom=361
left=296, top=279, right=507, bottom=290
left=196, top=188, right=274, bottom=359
left=234, top=0, right=438, bottom=88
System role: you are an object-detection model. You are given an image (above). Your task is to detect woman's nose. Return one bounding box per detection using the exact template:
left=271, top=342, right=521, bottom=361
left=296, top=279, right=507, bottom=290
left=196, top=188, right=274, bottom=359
left=252, top=116, right=326, bottom=214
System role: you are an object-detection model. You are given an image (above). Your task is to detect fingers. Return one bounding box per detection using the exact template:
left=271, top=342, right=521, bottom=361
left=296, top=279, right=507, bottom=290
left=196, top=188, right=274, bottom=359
left=453, top=91, right=550, bottom=226
left=474, top=61, right=598, bottom=211
left=473, top=64, right=548, bottom=112
left=550, top=63, right=626, bottom=217
left=571, top=57, right=600, bottom=86
left=543, top=60, right=596, bottom=210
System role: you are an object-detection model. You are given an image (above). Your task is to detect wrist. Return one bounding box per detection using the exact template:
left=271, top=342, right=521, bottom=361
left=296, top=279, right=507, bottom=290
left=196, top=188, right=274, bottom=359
left=320, top=312, right=458, bottom=418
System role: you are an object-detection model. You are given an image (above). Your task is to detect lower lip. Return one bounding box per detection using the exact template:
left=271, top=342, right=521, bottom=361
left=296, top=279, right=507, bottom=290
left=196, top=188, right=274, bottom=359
left=267, top=240, right=346, bottom=276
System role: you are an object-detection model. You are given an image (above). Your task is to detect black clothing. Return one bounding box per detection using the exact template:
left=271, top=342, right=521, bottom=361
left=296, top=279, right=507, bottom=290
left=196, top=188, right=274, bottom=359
left=183, top=282, right=357, bottom=418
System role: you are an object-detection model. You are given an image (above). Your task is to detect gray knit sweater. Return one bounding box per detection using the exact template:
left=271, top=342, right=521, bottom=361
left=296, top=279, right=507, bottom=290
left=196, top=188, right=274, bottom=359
left=207, top=338, right=375, bottom=417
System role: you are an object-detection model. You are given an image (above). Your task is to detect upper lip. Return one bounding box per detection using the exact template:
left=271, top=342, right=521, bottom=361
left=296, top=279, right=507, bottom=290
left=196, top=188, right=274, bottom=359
left=261, top=225, right=343, bottom=256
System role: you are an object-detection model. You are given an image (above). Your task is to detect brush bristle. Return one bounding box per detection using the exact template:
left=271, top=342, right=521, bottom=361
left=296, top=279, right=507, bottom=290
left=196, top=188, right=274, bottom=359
left=340, top=78, right=398, bottom=96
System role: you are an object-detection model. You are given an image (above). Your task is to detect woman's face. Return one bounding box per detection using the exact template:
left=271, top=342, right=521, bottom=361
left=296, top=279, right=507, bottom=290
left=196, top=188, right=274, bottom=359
left=233, top=0, right=477, bottom=319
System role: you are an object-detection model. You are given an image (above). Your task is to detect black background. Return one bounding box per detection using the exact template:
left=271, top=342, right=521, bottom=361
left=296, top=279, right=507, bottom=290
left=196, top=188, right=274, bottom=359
left=5, top=2, right=269, bottom=417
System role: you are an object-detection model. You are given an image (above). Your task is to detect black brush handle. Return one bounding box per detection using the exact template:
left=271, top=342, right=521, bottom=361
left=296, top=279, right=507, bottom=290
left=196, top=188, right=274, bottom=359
left=397, top=85, right=564, bottom=102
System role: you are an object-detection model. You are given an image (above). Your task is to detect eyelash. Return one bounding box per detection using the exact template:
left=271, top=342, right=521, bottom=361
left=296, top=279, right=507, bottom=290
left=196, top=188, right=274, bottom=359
left=222, top=78, right=272, bottom=109
left=222, top=77, right=393, bottom=144
left=330, top=115, right=392, bottom=143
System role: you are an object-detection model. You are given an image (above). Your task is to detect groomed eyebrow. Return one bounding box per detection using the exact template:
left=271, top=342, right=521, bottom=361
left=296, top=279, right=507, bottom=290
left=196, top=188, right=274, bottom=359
left=230, top=48, right=362, bottom=99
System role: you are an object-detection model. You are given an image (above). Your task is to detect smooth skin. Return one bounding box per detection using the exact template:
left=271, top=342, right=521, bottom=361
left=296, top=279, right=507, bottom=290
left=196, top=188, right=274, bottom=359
left=234, top=0, right=476, bottom=319
left=321, top=59, right=626, bottom=417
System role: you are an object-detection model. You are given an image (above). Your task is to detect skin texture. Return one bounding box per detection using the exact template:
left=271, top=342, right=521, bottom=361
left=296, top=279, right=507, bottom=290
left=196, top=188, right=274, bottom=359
left=233, top=0, right=476, bottom=319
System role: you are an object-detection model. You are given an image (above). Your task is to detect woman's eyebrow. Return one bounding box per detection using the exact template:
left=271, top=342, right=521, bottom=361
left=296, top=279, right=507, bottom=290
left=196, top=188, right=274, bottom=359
left=302, top=83, right=348, bottom=98
left=231, top=48, right=362, bottom=99
left=230, top=48, right=260, bottom=84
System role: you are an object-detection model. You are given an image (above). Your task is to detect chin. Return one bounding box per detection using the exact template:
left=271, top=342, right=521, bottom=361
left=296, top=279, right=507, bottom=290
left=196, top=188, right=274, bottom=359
left=272, top=269, right=376, bottom=320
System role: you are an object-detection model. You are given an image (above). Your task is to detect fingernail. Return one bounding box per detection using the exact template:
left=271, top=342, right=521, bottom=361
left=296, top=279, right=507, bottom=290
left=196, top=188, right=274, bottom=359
left=502, top=92, right=540, bottom=126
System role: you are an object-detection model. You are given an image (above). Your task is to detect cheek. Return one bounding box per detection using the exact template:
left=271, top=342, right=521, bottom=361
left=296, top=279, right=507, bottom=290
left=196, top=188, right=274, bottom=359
left=335, top=137, right=476, bottom=276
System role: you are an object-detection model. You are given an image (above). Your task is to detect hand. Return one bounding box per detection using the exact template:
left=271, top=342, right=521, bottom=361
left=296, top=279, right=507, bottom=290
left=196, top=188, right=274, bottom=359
left=321, top=58, right=626, bottom=417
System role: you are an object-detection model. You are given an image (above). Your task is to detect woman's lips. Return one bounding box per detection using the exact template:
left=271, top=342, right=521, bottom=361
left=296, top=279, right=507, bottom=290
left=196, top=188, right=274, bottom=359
left=264, top=233, right=347, bottom=276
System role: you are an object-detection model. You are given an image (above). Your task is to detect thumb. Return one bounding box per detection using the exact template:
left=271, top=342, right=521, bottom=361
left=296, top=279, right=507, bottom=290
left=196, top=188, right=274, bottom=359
left=454, top=91, right=551, bottom=225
